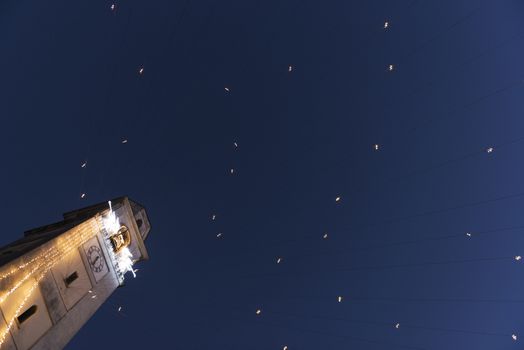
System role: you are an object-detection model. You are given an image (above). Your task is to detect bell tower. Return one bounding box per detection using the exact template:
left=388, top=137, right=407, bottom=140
left=0, top=197, right=151, bottom=350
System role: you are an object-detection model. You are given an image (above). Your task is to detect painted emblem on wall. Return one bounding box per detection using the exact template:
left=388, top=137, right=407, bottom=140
left=83, top=236, right=109, bottom=282
left=86, top=245, right=104, bottom=273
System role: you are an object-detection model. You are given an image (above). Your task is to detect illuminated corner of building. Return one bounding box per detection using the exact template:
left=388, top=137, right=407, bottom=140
left=0, top=196, right=151, bottom=350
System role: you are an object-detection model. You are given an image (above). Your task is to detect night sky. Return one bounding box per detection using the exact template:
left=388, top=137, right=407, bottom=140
left=2, top=0, right=524, bottom=349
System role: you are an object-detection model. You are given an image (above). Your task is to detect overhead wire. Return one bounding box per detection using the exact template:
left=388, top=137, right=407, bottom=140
left=263, top=309, right=510, bottom=338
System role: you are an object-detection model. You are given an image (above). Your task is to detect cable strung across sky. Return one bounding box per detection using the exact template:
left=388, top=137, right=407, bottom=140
left=2, top=0, right=524, bottom=349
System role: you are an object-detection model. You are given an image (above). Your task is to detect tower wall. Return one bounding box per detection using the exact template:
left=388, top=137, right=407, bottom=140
left=0, top=197, right=150, bottom=350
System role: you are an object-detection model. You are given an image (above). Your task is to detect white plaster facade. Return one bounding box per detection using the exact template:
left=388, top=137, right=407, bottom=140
left=0, top=197, right=150, bottom=350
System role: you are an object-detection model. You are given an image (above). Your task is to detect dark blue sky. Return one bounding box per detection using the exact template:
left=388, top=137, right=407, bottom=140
left=2, top=0, right=524, bottom=349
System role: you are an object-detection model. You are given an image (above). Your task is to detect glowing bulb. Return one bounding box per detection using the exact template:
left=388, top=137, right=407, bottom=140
left=0, top=277, right=43, bottom=347
left=337, top=296, right=343, bottom=303
left=256, top=309, right=261, bottom=315
left=103, top=202, right=120, bottom=234
left=116, top=247, right=136, bottom=278
left=0, top=207, right=135, bottom=348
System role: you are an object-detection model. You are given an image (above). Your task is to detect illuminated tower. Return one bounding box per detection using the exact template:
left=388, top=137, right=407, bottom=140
left=0, top=197, right=151, bottom=350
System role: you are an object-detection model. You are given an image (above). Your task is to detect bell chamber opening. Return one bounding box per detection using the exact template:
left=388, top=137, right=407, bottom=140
left=109, top=225, right=131, bottom=253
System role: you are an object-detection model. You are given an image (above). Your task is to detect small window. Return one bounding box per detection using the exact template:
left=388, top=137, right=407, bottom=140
left=17, top=305, right=37, bottom=325
left=64, top=271, right=79, bottom=287
left=136, top=219, right=143, bottom=229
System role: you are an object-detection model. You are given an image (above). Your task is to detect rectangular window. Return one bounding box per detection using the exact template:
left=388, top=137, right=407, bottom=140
left=64, top=271, right=79, bottom=287
left=17, top=305, right=37, bottom=325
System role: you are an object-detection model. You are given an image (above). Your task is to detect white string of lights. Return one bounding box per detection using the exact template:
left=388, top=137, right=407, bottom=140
left=0, top=218, right=103, bottom=348
left=99, top=201, right=137, bottom=284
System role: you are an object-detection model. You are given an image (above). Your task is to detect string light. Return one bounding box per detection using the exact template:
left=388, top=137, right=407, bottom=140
left=103, top=201, right=120, bottom=233
left=0, top=259, right=49, bottom=303
left=0, top=219, right=100, bottom=303
left=515, top=256, right=521, bottom=261
left=0, top=218, right=102, bottom=348
left=0, top=205, right=126, bottom=317
left=0, top=275, right=45, bottom=347
left=0, top=246, right=55, bottom=281
left=0, top=6, right=513, bottom=348
left=117, top=247, right=136, bottom=278
left=100, top=202, right=137, bottom=282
